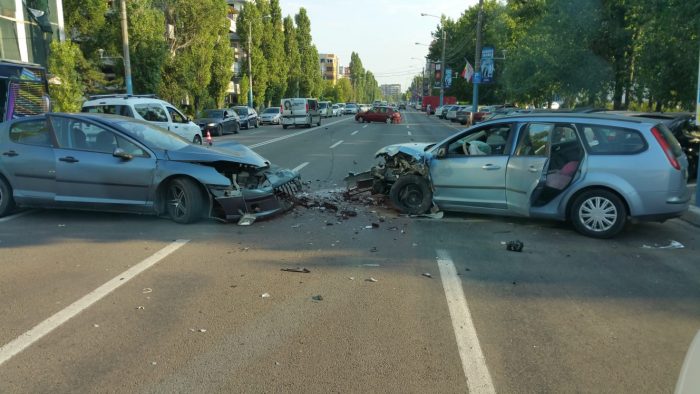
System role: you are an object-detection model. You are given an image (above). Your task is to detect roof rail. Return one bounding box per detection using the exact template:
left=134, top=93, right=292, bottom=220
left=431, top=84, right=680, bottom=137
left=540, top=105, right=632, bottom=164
left=87, top=94, right=159, bottom=100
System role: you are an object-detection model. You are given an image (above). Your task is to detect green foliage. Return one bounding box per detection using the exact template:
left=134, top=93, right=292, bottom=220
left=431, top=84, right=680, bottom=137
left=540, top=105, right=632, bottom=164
left=47, top=40, right=85, bottom=112
left=126, top=0, right=168, bottom=94
left=283, top=15, right=301, bottom=98
left=335, top=78, right=353, bottom=103
left=295, top=8, right=321, bottom=97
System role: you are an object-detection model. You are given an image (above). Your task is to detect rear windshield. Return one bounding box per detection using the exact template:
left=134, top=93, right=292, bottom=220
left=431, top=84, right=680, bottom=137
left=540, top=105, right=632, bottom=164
left=655, top=123, right=683, bottom=157
left=263, top=108, right=280, bottom=114
left=233, top=107, right=248, bottom=116
left=319, top=103, right=328, bottom=108
left=199, top=110, right=223, bottom=118
left=578, top=124, right=647, bottom=154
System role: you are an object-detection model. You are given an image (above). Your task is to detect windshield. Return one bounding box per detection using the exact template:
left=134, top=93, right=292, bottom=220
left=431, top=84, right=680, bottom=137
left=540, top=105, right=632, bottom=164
left=199, top=110, right=223, bottom=118
left=115, top=118, right=190, bottom=150
left=263, top=108, right=280, bottom=114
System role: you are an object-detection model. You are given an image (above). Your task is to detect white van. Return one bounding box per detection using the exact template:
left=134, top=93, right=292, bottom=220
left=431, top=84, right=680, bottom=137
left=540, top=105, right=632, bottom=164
left=280, top=98, right=322, bottom=129
left=81, top=94, right=203, bottom=144
left=319, top=101, right=332, bottom=118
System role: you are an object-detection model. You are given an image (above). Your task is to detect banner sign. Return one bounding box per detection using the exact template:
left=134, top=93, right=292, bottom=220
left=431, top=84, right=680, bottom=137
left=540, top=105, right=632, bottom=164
left=480, top=46, right=495, bottom=84
left=444, top=67, right=452, bottom=88
left=434, top=62, right=442, bottom=89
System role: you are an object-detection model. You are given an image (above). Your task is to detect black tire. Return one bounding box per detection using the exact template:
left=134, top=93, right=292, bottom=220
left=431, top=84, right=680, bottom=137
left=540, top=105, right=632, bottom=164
left=389, top=175, right=432, bottom=215
left=282, top=124, right=288, bottom=129
left=254, top=119, right=259, bottom=128
left=0, top=176, right=16, bottom=217
left=165, top=178, right=205, bottom=224
left=317, top=118, right=321, bottom=126
left=216, top=125, right=223, bottom=136
left=569, top=189, right=627, bottom=238
left=234, top=123, right=239, bottom=134
left=193, top=135, right=202, bottom=145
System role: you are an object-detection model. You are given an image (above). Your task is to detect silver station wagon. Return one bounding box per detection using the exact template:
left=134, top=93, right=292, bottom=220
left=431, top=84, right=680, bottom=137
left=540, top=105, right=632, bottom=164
left=349, top=113, right=691, bottom=238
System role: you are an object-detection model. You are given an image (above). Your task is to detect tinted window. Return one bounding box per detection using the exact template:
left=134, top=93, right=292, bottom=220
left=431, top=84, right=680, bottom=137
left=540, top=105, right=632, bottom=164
left=9, top=119, right=52, bottom=146
left=51, top=117, right=146, bottom=156
left=515, top=123, right=552, bottom=157
left=82, top=105, right=134, bottom=117
left=134, top=104, right=168, bottom=122
left=578, top=124, right=647, bottom=154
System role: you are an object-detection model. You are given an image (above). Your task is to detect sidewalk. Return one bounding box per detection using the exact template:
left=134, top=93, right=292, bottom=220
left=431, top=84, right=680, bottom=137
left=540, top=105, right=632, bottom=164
left=681, top=183, right=700, bottom=226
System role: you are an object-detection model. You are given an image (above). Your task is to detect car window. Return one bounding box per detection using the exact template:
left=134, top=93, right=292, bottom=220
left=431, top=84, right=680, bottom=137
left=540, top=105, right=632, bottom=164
left=82, top=105, right=134, bottom=117
left=577, top=124, right=647, bottom=154
left=446, top=123, right=513, bottom=156
left=115, top=118, right=190, bottom=151
left=233, top=107, right=248, bottom=116
left=134, top=104, right=168, bottom=122
left=51, top=117, right=147, bottom=156
left=515, top=123, right=552, bottom=157
left=9, top=119, right=52, bottom=147
left=167, top=107, right=188, bottom=124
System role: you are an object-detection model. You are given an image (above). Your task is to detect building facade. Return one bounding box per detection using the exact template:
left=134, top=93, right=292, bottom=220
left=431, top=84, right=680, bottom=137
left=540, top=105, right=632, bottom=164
left=380, top=84, right=401, bottom=98
left=0, top=0, right=65, bottom=67
left=319, top=53, right=338, bottom=85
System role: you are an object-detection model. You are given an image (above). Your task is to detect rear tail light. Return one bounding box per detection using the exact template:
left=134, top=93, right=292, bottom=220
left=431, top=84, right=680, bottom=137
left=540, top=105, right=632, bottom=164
left=306, top=103, right=309, bottom=112
left=651, top=127, right=680, bottom=170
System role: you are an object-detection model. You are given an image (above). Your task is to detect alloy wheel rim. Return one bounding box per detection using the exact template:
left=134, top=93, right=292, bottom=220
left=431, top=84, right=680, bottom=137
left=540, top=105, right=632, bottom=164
left=168, top=185, right=187, bottom=218
left=401, top=185, right=423, bottom=209
left=579, top=196, right=617, bottom=232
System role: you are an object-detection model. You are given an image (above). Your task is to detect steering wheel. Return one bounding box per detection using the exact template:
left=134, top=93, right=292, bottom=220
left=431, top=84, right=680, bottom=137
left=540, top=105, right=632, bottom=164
left=462, top=140, right=470, bottom=156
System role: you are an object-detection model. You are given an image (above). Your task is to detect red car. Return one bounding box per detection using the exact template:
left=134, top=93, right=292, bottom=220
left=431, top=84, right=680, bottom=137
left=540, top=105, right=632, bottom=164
left=355, top=106, right=401, bottom=124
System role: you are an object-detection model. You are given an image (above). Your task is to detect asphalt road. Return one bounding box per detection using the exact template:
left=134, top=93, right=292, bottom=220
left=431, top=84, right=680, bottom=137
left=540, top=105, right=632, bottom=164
left=0, top=110, right=699, bottom=393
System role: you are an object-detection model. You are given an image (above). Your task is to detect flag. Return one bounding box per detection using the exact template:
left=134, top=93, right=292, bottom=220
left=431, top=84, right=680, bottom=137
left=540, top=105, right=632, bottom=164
left=461, top=61, right=474, bottom=83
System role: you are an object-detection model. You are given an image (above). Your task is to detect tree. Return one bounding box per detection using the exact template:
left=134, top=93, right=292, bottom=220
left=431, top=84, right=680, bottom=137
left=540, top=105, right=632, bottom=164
left=335, top=78, right=353, bottom=103
left=47, top=40, right=85, bottom=112
left=348, top=52, right=365, bottom=102
left=125, top=0, right=168, bottom=94
left=295, top=8, right=321, bottom=97
left=263, top=0, right=288, bottom=106
left=283, top=15, right=301, bottom=97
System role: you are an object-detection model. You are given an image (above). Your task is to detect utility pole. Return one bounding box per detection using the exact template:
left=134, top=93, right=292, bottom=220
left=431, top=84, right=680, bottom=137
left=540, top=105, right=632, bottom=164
left=472, top=0, right=484, bottom=112
left=247, top=20, right=253, bottom=108
left=440, top=29, right=446, bottom=107
left=119, top=0, right=133, bottom=95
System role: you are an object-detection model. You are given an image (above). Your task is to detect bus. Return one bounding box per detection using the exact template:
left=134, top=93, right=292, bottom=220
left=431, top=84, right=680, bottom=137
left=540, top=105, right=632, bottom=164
left=0, top=60, right=50, bottom=123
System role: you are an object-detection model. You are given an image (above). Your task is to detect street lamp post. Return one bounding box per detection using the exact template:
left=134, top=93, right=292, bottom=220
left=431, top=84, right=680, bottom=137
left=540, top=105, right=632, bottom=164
left=119, top=0, right=133, bottom=95
left=420, top=13, right=446, bottom=107
left=472, top=0, right=484, bottom=113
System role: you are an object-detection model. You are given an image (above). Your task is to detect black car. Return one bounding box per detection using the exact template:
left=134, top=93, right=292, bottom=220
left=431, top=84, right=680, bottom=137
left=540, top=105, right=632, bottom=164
left=194, top=109, right=240, bottom=136
left=232, top=106, right=259, bottom=129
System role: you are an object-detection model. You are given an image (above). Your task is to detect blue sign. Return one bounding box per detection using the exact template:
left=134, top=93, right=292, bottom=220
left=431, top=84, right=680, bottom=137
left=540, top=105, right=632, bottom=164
left=480, top=47, right=495, bottom=84
left=444, top=67, right=452, bottom=88
left=473, top=72, right=482, bottom=84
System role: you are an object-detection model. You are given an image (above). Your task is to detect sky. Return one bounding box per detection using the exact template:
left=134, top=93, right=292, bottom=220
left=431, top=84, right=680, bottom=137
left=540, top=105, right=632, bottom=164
left=279, top=0, right=479, bottom=93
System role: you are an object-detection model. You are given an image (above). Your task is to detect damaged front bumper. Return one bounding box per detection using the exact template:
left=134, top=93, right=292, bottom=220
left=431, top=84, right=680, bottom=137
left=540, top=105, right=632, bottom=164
left=209, top=168, right=302, bottom=222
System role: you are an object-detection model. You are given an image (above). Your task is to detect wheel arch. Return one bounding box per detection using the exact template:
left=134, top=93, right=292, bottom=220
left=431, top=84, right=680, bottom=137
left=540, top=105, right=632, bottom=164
left=564, top=185, right=631, bottom=221
left=155, top=174, right=210, bottom=216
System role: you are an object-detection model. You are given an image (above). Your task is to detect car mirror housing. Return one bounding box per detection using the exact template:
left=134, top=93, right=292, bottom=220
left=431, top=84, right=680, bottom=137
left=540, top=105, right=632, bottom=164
left=436, top=147, right=447, bottom=159
left=113, top=148, right=133, bottom=161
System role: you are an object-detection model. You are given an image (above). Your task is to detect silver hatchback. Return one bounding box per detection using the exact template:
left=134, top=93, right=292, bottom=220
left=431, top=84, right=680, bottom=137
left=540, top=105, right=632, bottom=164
left=350, top=113, right=690, bottom=238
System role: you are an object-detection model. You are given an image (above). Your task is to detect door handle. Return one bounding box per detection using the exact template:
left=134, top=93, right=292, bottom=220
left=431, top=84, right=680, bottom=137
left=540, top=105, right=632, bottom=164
left=481, top=164, right=501, bottom=170
left=59, top=156, right=79, bottom=163
left=528, top=165, right=540, bottom=173
left=2, top=150, right=18, bottom=157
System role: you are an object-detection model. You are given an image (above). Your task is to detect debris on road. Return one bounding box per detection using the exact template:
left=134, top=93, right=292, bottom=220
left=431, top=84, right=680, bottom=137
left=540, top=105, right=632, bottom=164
left=366, top=277, right=378, bottom=282
left=93, top=324, right=100, bottom=328
left=281, top=267, right=311, bottom=273
left=291, top=224, right=301, bottom=228
left=58, top=224, right=66, bottom=227
left=505, top=240, right=524, bottom=252
left=312, top=295, right=324, bottom=301
left=642, top=240, right=684, bottom=249
left=362, top=263, right=381, bottom=267
left=189, top=328, right=207, bottom=333
left=136, top=306, right=145, bottom=310
left=237, top=214, right=256, bottom=226
left=349, top=277, right=355, bottom=280
left=371, top=222, right=380, bottom=228
left=261, top=293, right=271, bottom=298
left=142, top=288, right=153, bottom=294
left=422, top=273, right=432, bottom=278
left=370, top=246, right=378, bottom=252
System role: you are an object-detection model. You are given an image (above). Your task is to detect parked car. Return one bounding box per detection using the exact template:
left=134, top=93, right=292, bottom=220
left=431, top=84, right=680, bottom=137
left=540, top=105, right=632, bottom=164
left=344, top=103, right=359, bottom=115
left=446, top=105, right=466, bottom=121
left=0, top=113, right=301, bottom=223
left=281, top=98, right=322, bottom=129
left=260, top=107, right=282, bottom=125
left=456, top=108, right=491, bottom=125
left=319, top=101, right=332, bottom=118
left=399, top=103, right=406, bottom=110
left=438, top=105, right=457, bottom=119
left=194, top=109, right=239, bottom=136
left=82, top=94, right=203, bottom=144
left=231, top=106, right=259, bottom=129
left=337, top=103, right=346, bottom=114
left=354, top=106, right=401, bottom=124
left=347, top=113, right=690, bottom=238
left=331, top=104, right=342, bottom=117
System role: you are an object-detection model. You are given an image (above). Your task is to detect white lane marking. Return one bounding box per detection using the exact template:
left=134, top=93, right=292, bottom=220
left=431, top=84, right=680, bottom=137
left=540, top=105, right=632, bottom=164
left=0, top=210, right=36, bottom=223
left=329, top=140, right=344, bottom=149
left=436, top=249, right=495, bottom=394
left=408, top=131, right=412, bottom=136
left=351, top=130, right=359, bottom=136
left=407, top=125, right=411, bottom=129
left=362, top=125, right=368, bottom=128
left=292, top=162, right=309, bottom=172
left=0, top=239, right=190, bottom=367
left=247, top=117, right=351, bottom=149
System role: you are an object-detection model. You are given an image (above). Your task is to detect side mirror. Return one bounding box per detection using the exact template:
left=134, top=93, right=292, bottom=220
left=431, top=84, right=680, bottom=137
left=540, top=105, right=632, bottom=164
left=187, top=116, right=192, bottom=122
left=113, top=148, right=133, bottom=161
left=436, top=147, right=447, bottom=159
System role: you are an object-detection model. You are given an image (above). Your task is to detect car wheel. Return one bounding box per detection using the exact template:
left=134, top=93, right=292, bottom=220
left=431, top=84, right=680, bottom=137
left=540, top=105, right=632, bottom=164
left=317, top=118, right=322, bottom=126
left=254, top=119, right=259, bottom=128
left=216, top=125, right=223, bottom=136
left=282, top=124, right=288, bottom=129
left=0, top=176, right=16, bottom=217
left=389, top=175, right=432, bottom=215
left=570, top=189, right=627, bottom=238
left=234, top=123, right=239, bottom=134
left=166, top=178, right=205, bottom=224
left=193, top=135, right=202, bottom=145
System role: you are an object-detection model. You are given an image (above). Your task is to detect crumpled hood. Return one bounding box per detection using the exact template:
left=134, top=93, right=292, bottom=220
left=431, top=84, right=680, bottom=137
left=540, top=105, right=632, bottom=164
left=194, top=117, right=222, bottom=125
left=166, top=142, right=269, bottom=167
left=375, top=142, right=434, bottom=159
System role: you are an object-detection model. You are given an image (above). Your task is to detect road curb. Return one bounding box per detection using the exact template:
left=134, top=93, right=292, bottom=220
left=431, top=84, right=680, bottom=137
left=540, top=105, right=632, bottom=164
left=682, top=205, right=700, bottom=227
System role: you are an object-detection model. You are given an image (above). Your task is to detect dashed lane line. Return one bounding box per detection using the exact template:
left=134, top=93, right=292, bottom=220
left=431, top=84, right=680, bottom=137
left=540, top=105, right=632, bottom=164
left=351, top=130, right=359, bottom=136
left=362, top=125, right=368, bottom=128
left=0, top=239, right=190, bottom=367
left=292, top=162, right=309, bottom=172
left=436, top=249, right=496, bottom=394
left=408, top=131, right=412, bottom=136
left=329, top=140, right=344, bottom=149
